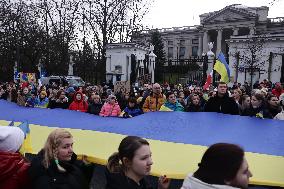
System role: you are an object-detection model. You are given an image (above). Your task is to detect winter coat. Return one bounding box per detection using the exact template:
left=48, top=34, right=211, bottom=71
left=105, top=168, right=153, bottom=189
left=121, top=106, right=143, bottom=118
left=160, top=101, right=184, bottom=112
left=204, top=93, right=239, bottom=115
left=35, top=97, right=49, bottom=108
left=48, top=98, right=69, bottom=109
left=186, top=104, right=204, bottom=112
left=274, top=110, right=284, bottom=120
left=267, top=105, right=282, bottom=118
left=181, top=174, right=240, bottom=189
left=28, top=150, right=92, bottom=189
left=88, top=103, right=103, bottom=115
left=17, top=94, right=30, bottom=106
left=242, top=105, right=272, bottom=119
left=272, top=88, right=284, bottom=98
left=0, top=151, right=30, bottom=189
left=26, top=97, right=37, bottom=108
left=68, top=91, right=88, bottom=112
left=99, top=102, right=121, bottom=117
left=143, top=93, right=166, bottom=112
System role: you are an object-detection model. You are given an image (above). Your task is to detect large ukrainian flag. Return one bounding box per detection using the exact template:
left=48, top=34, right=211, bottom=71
left=0, top=100, right=284, bottom=187
left=214, top=53, right=230, bottom=83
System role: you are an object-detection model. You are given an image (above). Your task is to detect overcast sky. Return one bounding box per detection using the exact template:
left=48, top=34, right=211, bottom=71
left=142, top=0, right=284, bottom=29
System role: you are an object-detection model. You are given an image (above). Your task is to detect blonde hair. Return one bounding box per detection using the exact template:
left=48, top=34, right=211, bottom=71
left=42, top=129, right=72, bottom=170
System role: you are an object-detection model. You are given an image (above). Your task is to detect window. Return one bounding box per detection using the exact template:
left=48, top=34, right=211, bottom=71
left=168, top=41, right=173, bottom=46
left=179, top=47, right=186, bottom=59
left=192, top=46, right=198, bottom=56
left=192, top=39, right=199, bottom=44
left=168, top=47, right=173, bottom=58
left=180, top=40, right=185, bottom=46
left=115, top=65, right=122, bottom=73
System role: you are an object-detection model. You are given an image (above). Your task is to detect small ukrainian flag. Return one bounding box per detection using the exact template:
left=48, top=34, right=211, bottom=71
left=9, top=121, right=33, bottom=155
left=214, top=53, right=231, bottom=83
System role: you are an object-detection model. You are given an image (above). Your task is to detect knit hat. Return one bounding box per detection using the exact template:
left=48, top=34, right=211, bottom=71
left=0, top=126, right=25, bottom=152
left=66, top=87, right=75, bottom=94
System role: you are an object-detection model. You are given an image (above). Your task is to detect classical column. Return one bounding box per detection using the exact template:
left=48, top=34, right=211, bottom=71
left=198, top=32, right=203, bottom=56
left=202, top=30, right=208, bottom=54
left=216, top=28, right=223, bottom=55
left=233, top=27, right=239, bottom=36
left=249, top=26, right=255, bottom=35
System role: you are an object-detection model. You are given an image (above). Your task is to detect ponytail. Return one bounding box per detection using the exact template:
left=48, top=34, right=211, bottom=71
left=107, top=152, right=121, bottom=173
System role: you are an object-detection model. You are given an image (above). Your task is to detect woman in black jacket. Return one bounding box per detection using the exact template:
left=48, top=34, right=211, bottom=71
left=87, top=93, right=103, bottom=115
left=28, top=129, right=93, bottom=189
left=105, top=136, right=170, bottom=189
left=242, top=93, right=271, bottom=119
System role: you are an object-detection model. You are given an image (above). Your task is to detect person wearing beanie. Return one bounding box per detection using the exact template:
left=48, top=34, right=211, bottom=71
left=28, top=129, right=93, bottom=189
left=66, top=87, right=76, bottom=106
left=181, top=143, right=252, bottom=189
left=0, top=126, right=30, bottom=189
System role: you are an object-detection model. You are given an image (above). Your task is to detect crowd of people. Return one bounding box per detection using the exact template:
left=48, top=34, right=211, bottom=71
left=0, top=79, right=284, bottom=119
left=0, top=79, right=281, bottom=189
left=0, top=126, right=252, bottom=189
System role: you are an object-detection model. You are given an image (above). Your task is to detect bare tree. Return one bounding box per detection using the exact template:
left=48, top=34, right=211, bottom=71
left=35, top=0, right=81, bottom=75
left=231, top=35, right=267, bottom=88
left=81, top=0, right=153, bottom=81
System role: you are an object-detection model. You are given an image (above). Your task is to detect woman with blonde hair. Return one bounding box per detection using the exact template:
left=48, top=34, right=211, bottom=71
left=28, top=129, right=93, bottom=189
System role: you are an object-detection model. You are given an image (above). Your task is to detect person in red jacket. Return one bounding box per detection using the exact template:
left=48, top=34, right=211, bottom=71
left=0, top=126, right=30, bottom=189
left=68, top=91, right=88, bottom=112
left=272, top=82, right=284, bottom=98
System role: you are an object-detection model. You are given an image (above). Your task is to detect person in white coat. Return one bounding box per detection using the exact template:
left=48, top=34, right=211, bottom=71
left=181, top=143, right=252, bottom=189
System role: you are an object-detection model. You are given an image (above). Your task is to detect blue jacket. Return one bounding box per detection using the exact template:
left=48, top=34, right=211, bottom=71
left=160, top=101, right=184, bottom=112
left=121, top=107, right=143, bottom=118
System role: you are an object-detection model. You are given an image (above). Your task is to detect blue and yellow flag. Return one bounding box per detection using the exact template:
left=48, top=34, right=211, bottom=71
left=9, top=121, right=33, bottom=155
left=214, top=53, right=230, bottom=83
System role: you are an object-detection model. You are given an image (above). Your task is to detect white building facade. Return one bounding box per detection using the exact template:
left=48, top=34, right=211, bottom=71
left=105, top=43, right=155, bottom=85
left=133, top=4, right=284, bottom=83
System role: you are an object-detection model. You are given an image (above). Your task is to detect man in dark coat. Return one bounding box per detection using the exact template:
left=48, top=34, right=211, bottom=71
left=205, top=82, right=239, bottom=115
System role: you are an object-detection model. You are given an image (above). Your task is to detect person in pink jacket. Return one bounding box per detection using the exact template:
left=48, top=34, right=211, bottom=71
left=99, top=94, right=121, bottom=117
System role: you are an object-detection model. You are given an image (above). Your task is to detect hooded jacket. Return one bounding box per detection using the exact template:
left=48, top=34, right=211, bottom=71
left=181, top=174, right=240, bottom=189
left=0, top=151, right=30, bottom=189
left=99, top=102, right=121, bottom=117
left=68, top=91, right=88, bottom=112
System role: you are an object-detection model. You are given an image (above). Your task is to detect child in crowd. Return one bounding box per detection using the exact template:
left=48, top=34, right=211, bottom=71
left=120, top=97, right=143, bottom=118
left=0, top=126, right=30, bottom=189
left=99, top=94, right=121, bottom=117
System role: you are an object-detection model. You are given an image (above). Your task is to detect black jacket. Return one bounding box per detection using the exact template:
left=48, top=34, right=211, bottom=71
left=105, top=168, right=153, bottom=189
left=186, top=104, right=204, bottom=112
left=88, top=103, right=103, bottom=115
left=48, top=99, right=69, bottom=109
left=28, top=150, right=93, bottom=189
left=242, top=105, right=272, bottom=119
left=204, top=93, right=239, bottom=115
